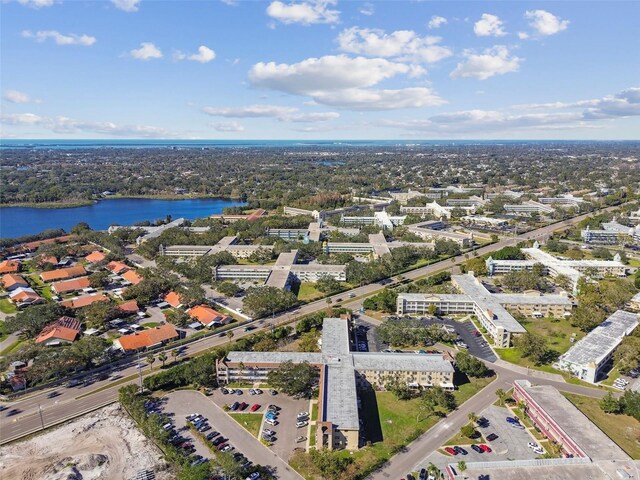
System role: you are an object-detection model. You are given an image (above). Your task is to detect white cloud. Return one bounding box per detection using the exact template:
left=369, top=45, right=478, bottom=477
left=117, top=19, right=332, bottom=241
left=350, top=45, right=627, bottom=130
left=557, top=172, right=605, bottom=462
left=473, top=13, right=507, bottom=37
left=450, top=45, right=521, bottom=80
left=525, top=10, right=569, bottom=36
left=3, top=90, right=39, bottom=104
left=22, top=30, right=96, bottom=46
left=211, top=121, right=245, bottom=132
left=203, top=105, right=298, bottom=118
left=249, top=55, right=409, bottom=95
left=266, top=0, right=340, bottom=25
left=359, top=2, right=374, bottom=16
left=337, top=27, right=452, bottom=63
left=16, top=0, right=55, bottom=8
left=379, top=86, right=640, bottom=134
left=202, top=104, right=341, bottom=122
left=175, top=45, right=216, bottom=63
left=221, top=0, right=239, bottom=5
left=249, top=54, right=445, bottom=110
left=130, top=42, right=163, bottom=60
left=312, top=87, right=445, bottom=110
left=283, top=112, right=340, bottom=122
left=111, top=0, right=140, bottom=12
left=1, top=112, right=183, bottom=138
left=517, top=31, right=529, bottom=40
left=427, top=15, right=447, bottom=30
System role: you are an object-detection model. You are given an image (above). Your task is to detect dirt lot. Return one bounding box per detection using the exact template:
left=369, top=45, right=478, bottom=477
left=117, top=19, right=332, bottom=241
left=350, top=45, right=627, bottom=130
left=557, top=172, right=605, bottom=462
left=0, top=403, right=172, bottom=480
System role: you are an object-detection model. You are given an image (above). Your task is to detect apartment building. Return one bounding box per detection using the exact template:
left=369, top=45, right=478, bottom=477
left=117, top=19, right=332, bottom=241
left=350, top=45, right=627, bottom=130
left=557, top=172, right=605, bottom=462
left=504, top=200, right=555, bottom=216
left=556, top=310, right=638, bottom=383
left=160, top=236, right=274, bottom=259
left=216, top=317, right=454, bottom=451
left=460, top=215, right=509, bottom=228
left=397, top=273, right=572, bottom=347
left=405, top=221, right=474, bottom=248
left=400, top=201, right=476, bottom=219
left=538, top=195, right=586, bottom=208
left=340, top=210, right=407, bottom=230
left=445, top=195, right=487, bottom=207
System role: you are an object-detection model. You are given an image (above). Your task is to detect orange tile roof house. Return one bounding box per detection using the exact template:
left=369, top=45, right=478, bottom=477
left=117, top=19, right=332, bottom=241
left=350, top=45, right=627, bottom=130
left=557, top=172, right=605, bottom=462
left=2, top=274, right=29, bottom=292
left=61, top=293, right=109, bottom=309
left=38, top=255, right=58, bottom=266
left=0, top=260, right=21, bottom=274
left=188, top=304, right=231, bottom=328
left=21, top=235, right=74, bottom=252
left=51, top=276, right=92, bottom=294
left=85, top=251, right=107, bottom=264
left=164, top=291, right=184, bottom=308
left=114, top=324, right=179, bottom=352
left=118, top=299, right=140, bottom=314
left=9, top=287, right=44, bottom=307
left=40, top=265, right=87, bottom=282
left=121, top=269, right=143, bottom=285
left=36, top=316, right=82, bottom=346
left=106, top=261, right=130, bottom=275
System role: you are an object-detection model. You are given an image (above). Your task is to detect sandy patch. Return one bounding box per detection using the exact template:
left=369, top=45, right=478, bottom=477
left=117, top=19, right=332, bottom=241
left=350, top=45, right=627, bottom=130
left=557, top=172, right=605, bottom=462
left=0, top=403, right=173, bottom=480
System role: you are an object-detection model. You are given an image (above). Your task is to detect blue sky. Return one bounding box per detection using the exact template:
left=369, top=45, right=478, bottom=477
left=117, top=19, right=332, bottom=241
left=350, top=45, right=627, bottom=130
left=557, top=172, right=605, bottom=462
left=1, top=0, right=639, bottom=140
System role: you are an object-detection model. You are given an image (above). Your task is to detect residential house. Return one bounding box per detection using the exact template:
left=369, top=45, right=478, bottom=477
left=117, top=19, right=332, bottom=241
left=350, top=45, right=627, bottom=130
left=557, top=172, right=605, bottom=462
left=40, top=265, right=87, bottom=283
left=2, top=274, right=29, bottom=292
left=36, top=316, right=82, bottom=346
left=9, top=287, right=44, bottom=307
left=85, top=251, right=107, bottom=264
left=114, top=324, right=180, bottom=352
left=61, top=294, right=109, bottom=309
left=188, top=304, right=231, bottom=328
left=51, top=276, right=91, bottom=295
left=0, top=260, right=21, bottom=274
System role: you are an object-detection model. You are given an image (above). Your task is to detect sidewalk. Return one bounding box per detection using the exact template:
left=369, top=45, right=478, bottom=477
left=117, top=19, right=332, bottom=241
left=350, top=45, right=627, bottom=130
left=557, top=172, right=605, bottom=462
left=493, top=359, right=567, bottom=383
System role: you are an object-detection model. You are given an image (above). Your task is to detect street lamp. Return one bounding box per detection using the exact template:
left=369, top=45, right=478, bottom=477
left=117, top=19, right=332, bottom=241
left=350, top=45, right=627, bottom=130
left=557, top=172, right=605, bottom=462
left=38, top=404, right=45, bottom=430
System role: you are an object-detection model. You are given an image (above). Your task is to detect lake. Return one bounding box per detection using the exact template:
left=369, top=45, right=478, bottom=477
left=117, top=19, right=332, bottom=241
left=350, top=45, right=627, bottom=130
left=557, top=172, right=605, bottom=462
left=0, top=198, right=245, bottom=239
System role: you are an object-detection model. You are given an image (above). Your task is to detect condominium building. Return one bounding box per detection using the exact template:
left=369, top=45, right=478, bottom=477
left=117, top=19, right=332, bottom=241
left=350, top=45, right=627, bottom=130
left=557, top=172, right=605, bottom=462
left=460, top=215, right=508, bottom=228
left=388, top=190, right=427, bottom=204
left=216, top=317, right=455, bottom=451
left=445, top=195, right=487, bottom=207
left=340, top=210, right=406, bottom=230
left=213, top=249, right=346, bottom=290
left=405, top=221, right=474, bottom=248
left=581, top=221, right=640, bottom=245
left=556, top=310, right=638, bottom=383
left=400, top=202, right=476, bottom=219
left=486, top=190, right=524, bottom=200
left=397, top=273, right=572, bottom=347
left=159, top=235, right=273, bottom=259
left=486, top=244, right=627, bottom=294
left=265, top=222, right=323, bottom=243
left=538, top=194, right=586, bottom=208
left=323, top=233, right=392, bottom=258
left=108, top=218, right=186, bottom=244
left=504, top=200, right=555, bottom=216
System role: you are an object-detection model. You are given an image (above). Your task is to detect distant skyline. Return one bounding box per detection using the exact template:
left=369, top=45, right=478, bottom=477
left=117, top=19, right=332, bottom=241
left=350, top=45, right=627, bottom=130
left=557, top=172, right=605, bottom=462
left=1, top=0, right=639, bottom=140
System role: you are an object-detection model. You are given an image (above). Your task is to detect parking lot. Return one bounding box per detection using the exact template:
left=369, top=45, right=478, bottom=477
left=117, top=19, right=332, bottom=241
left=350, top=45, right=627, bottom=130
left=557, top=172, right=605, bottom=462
left=416, top=405, right=542, bottom=474
left=161, top=390, right=303, bottom=480
left=208, top=388, right=312, bottom=462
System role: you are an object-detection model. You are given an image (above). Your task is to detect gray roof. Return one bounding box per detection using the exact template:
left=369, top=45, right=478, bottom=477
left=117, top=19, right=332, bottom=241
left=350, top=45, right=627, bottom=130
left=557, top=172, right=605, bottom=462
left=398, top=292, right=475, bottom=303
left=493, top=293, right=572, bottom=306
left=323, top=362, right=359, bottom=430
left=560, top=310, right=638, bottom=367
left=352, top=352, right=454, bottom=373
left=225, top=351, right=322, bottom=364
left=291, top=264, right=346, bottom=273
left=321, top=317, right=351, bottom=360
left=452, top=274, right=527, bottom=332
left=514, top=380, right=630, bottom=461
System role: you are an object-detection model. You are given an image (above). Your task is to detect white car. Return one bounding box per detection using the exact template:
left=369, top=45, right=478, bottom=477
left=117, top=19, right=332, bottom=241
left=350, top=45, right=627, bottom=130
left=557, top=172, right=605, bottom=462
left=296, top=421, right=308, bottom=428
left=533, top=447, right=545, bottom=455
left=297, top=411, right=310, bottom=418
left=265, top=418, right=278, bottom=426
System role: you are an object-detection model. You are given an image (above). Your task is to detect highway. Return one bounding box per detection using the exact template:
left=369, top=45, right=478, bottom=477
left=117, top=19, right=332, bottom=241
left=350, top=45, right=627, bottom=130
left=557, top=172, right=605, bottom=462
left=0, top=205, right=622, bottom=446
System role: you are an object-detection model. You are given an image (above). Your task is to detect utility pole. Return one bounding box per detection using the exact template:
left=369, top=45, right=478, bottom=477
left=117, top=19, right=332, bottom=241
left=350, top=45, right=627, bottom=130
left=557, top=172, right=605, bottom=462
left=137, top=351, right=143, bottom=393
left=38, top=404, right=45, bottom=430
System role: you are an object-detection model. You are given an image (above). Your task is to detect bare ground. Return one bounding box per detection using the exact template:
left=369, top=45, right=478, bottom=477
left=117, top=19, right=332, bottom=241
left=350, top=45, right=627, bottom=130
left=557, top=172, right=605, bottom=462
left=0, top=403, right=173, bottom=480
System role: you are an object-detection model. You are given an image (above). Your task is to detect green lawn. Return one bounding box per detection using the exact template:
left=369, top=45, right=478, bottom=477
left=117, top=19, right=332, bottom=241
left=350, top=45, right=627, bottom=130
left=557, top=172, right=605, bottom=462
left=311, top=402, right=318, bottom=422
left=0, top=321, right=7, bottom=342
left=229, top=413, right=263, bottom=437
left=0, top=339, right=24, bottom=356
left=0, top=298, right=17, bottom=314
left=142, top=322, right=162, bottom=329
left=563, top=393, right=640, bottom=459
left=443, top=422, right=482, bottom=446
left=309, top=424, right=316, bottom=447
left=296, top=282, right=324, bottom=302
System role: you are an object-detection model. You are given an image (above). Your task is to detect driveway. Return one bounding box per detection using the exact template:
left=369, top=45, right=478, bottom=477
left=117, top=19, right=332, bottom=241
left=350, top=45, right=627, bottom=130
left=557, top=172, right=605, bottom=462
left=208, top=388, right=312, bottom=462
left=162, top=390, right=303, bottom=480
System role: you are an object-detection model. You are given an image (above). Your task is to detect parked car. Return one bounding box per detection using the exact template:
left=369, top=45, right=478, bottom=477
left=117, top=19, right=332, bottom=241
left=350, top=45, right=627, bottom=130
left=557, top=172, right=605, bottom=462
left=265, top=418, right=278, bottom=426
left=479, top=444, right=492, bottom=453
left=296, top=435, right=307, bottom=443
left=444, top=447, right=457, bottom=456
left=296, top=420, right=308, bottom=428
left=471, top=444, right=483, bottom=453
left=486, top=433, right=499, bottom=441
left=419, top=468, right=427, bottom=480
left=198, top=424, right=211, bottom=432
left=206, top=431, right=220, bottom=440
left=221, top=444, right=234, bottom=453
left=230, top=402, right=240, bottom=411
left=270, top=389, right=278, bottom=396
left=246, top=473, right=260, bottom=480
left=250, top=403, right=261, bottom=412
left=239, top=402, right=248, bottom=411
left=297, top=411, right=310, bottom=419
left=262, top=428, right=276, bottom=436
left=454, top=446, right=468, bottom=455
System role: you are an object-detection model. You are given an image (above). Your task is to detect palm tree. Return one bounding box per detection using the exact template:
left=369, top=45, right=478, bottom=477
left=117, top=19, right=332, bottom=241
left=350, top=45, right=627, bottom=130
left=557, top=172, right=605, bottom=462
left=146, top=354, right=156, bottom=371
left=171, top=349, right=179, bottom=364
left=226, top=330, right=234, bottom=343
left=495, top=388, right=507, bottom=406
left=457, top=461, right=467, bottom=472
left=468, top=412, right=479, bottom=426
left=158, top=351, right=168, bottom=368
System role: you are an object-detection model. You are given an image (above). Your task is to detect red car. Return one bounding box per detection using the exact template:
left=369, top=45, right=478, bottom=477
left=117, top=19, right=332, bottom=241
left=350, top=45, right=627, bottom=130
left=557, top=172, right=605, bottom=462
left=250, top=403, right=261, bottom=412
left=444, top=447, right=458, bottom=456
left=479, top=444, right=492, bottom=453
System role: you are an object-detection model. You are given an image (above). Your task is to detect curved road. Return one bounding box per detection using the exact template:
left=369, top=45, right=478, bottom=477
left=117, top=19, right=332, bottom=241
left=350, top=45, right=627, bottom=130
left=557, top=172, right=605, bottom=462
left=0, top=206, right=623, bottom=449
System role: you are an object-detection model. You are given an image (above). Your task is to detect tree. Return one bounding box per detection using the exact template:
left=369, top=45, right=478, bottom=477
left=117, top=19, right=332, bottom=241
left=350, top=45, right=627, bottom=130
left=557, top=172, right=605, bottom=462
left=243, top=286, right=298, bottom=317
left=460, top=424, right=476, bottom=438
left=512, top=333, right=549, bottom=364
left=5, top=303, right=65, bottom=338
left=495, top=388, right=507, bottom=406
left=456, top=351, right=489, bottom=377
left=463, top=257, right=487, bottom=276
left=620, top=390, right=640, bottom=421
left=88, top=270, right=110, bottom=289
left=421, top=386, right=456, bottom=413
left=226, top=330, right=234, bottom=343
left=267, top=360, right=319, bottom=397
left=216, top=281, right=240, bottom=298
left=158, top=351, right=168, bottom=368
left=315, top=275, right=342, bottom=295
left=308, top=449, right=354, bottom=480
left=253, top=337, right=278, bottom=352
left=298, top=330, right=321, bottom=352
left=171, top=348, right=179, bottom=364
left=600, top=392, right=621, bottom=414
left=457, top=460, right=467, bottom=472
left=146, top=354, right=156, bottom=370
left=468, top=412, right=479, bottom=426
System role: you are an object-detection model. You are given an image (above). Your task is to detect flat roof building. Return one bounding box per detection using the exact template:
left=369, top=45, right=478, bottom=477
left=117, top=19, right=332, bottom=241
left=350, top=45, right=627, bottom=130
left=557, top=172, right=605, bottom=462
left=557, top=310, right=638, bottom=383
left=504, top=200, right=555, bottom=216
left=216, top=317, right=454, bottom=451
left=160, top=236, right=273, bottom=259
left=406, top=221, right=474, bottom=248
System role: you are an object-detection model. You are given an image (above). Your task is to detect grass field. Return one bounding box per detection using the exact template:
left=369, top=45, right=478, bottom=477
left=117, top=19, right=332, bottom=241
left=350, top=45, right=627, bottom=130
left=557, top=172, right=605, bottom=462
left=563, top=392, right=640, bottom=459
left=0, top=339, right=24, bottom=356
left=296, top=282, right=324, bottom=302
left=291, top=374, right=496, bottom=479
left=0, top=298, right=17, bottom=314
left=444, top=422, right=482, bottom=446
left=229, top=412, right=263, bottom=437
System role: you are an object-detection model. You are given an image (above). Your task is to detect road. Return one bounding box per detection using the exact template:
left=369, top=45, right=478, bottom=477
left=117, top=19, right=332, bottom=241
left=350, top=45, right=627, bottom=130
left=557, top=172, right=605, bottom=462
left=0, top=206, right=621, bottom=446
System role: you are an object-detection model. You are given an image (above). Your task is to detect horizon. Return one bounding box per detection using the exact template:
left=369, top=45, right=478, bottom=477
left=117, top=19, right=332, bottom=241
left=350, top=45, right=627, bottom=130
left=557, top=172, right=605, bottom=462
left=1, top=0, right=639, bottom=141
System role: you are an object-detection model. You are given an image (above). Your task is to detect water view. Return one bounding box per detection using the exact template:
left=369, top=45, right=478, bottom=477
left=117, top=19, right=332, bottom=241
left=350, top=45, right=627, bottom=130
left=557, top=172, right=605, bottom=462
left=0, top=197, right=245, bottom=239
